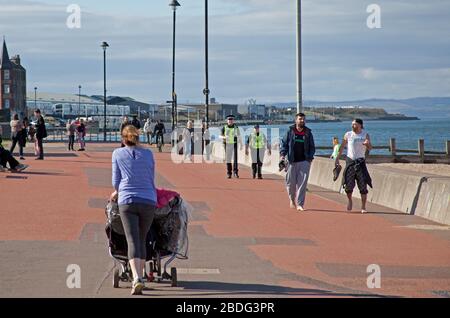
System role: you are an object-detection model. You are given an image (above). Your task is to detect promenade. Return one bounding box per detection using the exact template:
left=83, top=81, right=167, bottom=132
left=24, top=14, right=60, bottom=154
left=0, top=143, right=449, bottom=298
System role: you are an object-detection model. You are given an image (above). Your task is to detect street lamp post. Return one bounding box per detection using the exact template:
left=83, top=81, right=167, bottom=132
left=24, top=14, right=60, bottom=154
left=296, top=0, right=303, bottom=113
left=169, top=0, right=180, bottom=145
left=78, top=85, right=81, bottom=119
left=203, top=0, right=210, bottom=128
left=34, top=87, right=37, bottom=109
left=101, top=41, right=109, bottom=142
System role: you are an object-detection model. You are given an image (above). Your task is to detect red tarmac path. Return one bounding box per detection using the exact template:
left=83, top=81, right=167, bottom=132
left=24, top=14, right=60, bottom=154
left=0, top=142, right=449, bottom=297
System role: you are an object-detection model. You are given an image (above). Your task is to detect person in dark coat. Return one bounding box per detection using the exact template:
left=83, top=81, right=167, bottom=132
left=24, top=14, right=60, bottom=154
left=34, top=109, right=47, bottom=160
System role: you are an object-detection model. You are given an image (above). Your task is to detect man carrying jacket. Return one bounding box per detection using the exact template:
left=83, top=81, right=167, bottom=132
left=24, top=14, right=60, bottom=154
left=280, top=113, right=315, bottom=211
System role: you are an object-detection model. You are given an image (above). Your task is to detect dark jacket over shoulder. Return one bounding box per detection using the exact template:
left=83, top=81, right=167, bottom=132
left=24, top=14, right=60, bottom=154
left=280, top=125, right=315, bottom=162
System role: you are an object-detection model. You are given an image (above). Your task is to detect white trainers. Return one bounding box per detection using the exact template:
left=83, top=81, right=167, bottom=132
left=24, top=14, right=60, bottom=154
left=0, top=166, right=5, bottom=172
left=361, top=209, right=367, bottom=214
left=297, top=206, right=305, bottom=212
left=131, top=278, right=145, bottom=295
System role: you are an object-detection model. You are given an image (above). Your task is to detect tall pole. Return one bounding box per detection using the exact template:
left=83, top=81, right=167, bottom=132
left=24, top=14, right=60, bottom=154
left=172, top=9, right=176, bottom=134
left=78, top=85, right=81, bottom=119
left=204, top=0, right=210, bottom=128
left=101, top=42, right=109, bottom=141
left=104, top=48, right=107, bottom=141
left=296, top=0, right=302, bottom=113
left=169, top=0, right=180, bottom=145
left=34, top=87, right=37, bottom=109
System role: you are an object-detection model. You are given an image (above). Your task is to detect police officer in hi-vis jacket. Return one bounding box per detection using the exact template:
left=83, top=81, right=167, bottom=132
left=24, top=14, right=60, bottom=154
left=220, top=115, right=242, bottom=179
left=245, top=124, right=271, bottom=179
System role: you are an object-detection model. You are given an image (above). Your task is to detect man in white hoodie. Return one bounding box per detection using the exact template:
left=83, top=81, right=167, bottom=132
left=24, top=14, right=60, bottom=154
left=143, top=118, right=152, bottom=145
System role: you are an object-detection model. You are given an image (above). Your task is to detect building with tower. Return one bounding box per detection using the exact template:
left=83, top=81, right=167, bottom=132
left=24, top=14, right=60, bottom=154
left=0, top=38, right=27, bottom=119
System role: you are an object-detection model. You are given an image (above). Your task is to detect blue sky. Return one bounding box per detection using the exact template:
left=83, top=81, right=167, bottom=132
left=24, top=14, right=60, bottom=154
left=1, top=0, right=449, bottom=104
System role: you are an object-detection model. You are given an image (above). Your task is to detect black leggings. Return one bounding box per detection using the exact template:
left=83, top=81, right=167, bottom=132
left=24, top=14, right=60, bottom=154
left=119, top=203, right=156, bottom=260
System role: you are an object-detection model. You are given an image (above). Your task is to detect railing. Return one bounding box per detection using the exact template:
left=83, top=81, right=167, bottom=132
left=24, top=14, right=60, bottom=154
left=46, top=127, right=124, bottom=143
left=44, top=129, right=449, bottom=162
left=46, top=127, right=174, bottom=143
left=318, top=138, right=449, bottom=162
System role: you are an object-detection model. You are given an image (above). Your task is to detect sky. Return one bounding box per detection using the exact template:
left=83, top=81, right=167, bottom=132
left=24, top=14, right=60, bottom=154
left=1, top=0, right=449, bottom=104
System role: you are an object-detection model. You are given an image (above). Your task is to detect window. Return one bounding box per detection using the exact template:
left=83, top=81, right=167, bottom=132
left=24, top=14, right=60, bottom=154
left=4, top=70, right=10, bottom=80
left=4, top=99, right=10, bottom=109
left=4, top=85, right=10, bottom=94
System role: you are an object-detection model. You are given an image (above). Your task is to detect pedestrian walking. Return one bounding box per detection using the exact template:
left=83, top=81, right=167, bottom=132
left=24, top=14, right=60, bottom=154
left=143, top=118, right=152, bottom=145
left=202, top=122, right=211, bottom=161
left=245, top=124, right=271, bottom=179
left=280, top=113, right=316, bottom=211
left=131, top=115, right=141, bottom=130
left=110, top=125, right=157, bottom=295
left=19, top=117, right=29, bottom=160
left=181, top=121, right=194, bottom=161
left=330, top=137, right=340, bottom=160
left=9, top=114, right=24, bottom=159
left=220, top=115, right=242, bottom=178
left=76, top=119, right=86, bottom=151
left=34, top=109, right=47, bottom=160
left=153, top=120, right=166, bottom=148
left=66, top=120, right=76, bottom=151
left=335, top=118, right=373, bottom=214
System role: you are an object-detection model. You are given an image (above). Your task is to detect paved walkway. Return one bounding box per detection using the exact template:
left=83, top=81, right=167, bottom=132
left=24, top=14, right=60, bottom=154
left=0, top=143, right=449, bottom=297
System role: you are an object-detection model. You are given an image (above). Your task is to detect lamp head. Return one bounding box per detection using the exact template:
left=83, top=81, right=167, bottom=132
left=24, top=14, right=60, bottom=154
left=169, top=0, right=181, bottom=11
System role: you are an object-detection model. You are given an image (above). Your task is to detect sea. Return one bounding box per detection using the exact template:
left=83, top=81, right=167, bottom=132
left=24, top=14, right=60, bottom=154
left=130, top=118, right=449, bottom=156
left=236, top=118, right=450, bottom=156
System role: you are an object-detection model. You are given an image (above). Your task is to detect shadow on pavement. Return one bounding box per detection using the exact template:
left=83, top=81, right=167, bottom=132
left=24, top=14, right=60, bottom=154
left=309, top=209, right=407, bottom=216
left=142, top=281, right=380, bottom=298
left=20, top=171, right=67, bottom=176
left=23, top=153, right=78, bottom=158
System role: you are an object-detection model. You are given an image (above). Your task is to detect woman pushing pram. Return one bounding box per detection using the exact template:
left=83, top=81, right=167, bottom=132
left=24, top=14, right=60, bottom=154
left=108, top=125, right=189, bottom=295
left=105, top=188, right=190, bottom=291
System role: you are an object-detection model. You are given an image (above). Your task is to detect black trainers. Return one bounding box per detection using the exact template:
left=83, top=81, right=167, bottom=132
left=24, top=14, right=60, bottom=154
left=227, top=174, right=232, bottom=179
left=234, top=173, right=239, bottom=178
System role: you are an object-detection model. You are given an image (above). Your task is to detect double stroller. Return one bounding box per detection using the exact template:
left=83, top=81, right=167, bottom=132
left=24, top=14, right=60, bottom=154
left=105, top=189, right=190, bottom=288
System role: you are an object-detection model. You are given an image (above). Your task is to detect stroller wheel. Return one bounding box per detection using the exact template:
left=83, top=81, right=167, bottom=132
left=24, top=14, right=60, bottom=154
left=171, top=267, right=178, bottom=287
left=113, top=267, right=120, bottom=288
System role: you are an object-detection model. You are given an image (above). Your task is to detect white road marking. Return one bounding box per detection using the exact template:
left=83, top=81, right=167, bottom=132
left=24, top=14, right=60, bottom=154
left=175, top=268, right=221, bottom=275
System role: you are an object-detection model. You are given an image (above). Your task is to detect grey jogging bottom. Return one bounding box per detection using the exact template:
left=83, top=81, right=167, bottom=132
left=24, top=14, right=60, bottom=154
left=285, top=161, right=311, bottom=207
left=119, top=203, right=156, bottom=260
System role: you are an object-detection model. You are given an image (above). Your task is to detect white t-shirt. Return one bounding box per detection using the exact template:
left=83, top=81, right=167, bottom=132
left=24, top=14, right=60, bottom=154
left=345, top=130, right=368, bottom=160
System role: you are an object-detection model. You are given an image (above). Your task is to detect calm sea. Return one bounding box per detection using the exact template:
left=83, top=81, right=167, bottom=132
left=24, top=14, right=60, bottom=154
left=136, top=118, right=448, bottom=156
left=239, top=118, right=450, bottom=155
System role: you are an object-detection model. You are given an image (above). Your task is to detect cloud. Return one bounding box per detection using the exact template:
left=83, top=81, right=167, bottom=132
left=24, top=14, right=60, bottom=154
left=0, top=0, right=449, bottom=104
left=361, top=67, right=377, bottom=80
